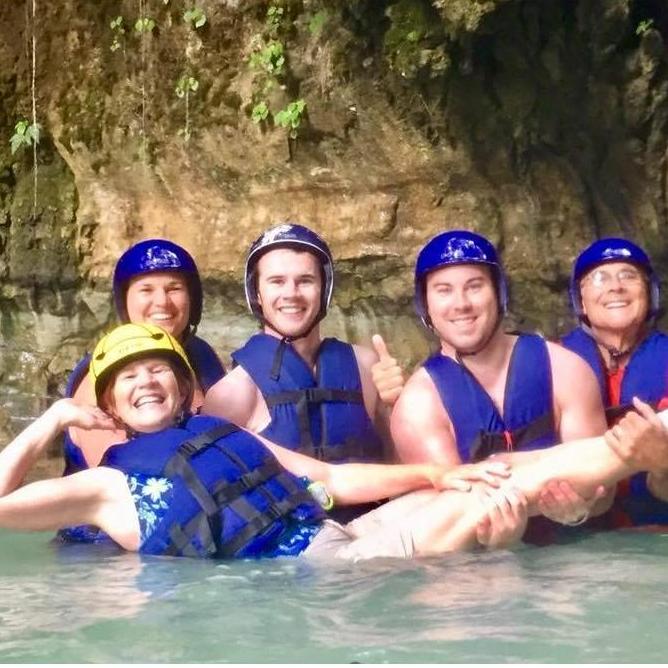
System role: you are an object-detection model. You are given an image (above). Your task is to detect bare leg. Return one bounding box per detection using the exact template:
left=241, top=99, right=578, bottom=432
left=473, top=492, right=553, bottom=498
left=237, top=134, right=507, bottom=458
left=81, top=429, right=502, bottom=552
left=335, top=488, right=489, bottom=560
left=336, top=422, right=649, bottom=560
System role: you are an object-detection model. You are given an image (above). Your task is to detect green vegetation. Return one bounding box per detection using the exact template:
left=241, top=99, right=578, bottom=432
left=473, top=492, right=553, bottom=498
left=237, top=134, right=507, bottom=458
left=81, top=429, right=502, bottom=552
left=10, top=119, right=41, bottom=155
left=248, top=3, right=307, bottom=150
left=384, top=0, right=449, bottom=79
left=249, top=40, right=285, bottom=76
left=134, top=16, right=155, bottom=34
left=183, top=7, right=206, bottom=29
left=175, top=74, right=199, bottom=99
left=251, top=101, right=270, bottom=123
left=110, top=16, right=125, bottom=52
left=274, top=99, right=306, bottom=139
left=636, top=19, right=655, bottom=36
left=308, top=9, right=329, bottom=37
left=176, top=8, right=207, bottom=143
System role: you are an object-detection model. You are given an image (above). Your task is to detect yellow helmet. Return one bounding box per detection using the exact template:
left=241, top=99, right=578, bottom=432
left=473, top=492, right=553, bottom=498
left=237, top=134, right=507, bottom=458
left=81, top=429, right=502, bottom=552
left=89, top=323, right=194, bottom=402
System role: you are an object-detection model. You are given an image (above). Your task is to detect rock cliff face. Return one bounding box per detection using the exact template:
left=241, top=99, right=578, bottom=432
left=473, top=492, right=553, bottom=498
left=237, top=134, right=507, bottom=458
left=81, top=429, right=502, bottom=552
left=1, top=0, right=667, bottom=433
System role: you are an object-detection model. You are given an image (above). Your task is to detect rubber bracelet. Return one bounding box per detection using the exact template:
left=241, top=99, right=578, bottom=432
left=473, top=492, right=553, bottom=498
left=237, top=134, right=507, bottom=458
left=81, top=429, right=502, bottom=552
left=562, top=511, right=589, bottom=527
left=307, top=481, right=334, bottom=511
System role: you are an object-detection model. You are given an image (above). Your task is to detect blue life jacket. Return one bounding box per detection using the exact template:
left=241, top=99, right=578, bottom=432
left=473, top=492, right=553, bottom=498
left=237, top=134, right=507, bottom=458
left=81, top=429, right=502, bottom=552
left=562, top=326, right=668, bottom=527
left=232, top=334, right=384, bottom=464
left=62, top=335, right=225, bottom=475
left=100, top=415, right=326, bottom=558
left=561, top=327, right=668, bottom=417
left=423, top=333, right=557, bottom=462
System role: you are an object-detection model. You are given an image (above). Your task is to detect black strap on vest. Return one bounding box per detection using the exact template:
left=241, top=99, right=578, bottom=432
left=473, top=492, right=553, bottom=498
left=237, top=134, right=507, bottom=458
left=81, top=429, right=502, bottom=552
left=160, top=423, right=315, bottom=558
left=301, top=435, right=369, bottom=463
left=162, top=423, right=239, bottom=557
left=469, top=411, right=555, bottom=463
left=265, top=387, right=364, bottom=454
left=213, top=447, right=315, bottom=558
left=605, top=400, right=660, bottom=425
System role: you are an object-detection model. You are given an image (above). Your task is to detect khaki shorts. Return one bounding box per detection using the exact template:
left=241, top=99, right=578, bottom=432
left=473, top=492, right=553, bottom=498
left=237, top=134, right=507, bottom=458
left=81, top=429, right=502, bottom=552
left=304, top=518, right=416, bottom=562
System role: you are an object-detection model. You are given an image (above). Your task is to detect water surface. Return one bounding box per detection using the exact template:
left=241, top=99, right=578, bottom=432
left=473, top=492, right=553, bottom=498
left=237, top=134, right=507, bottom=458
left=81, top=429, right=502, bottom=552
left=0, top=529, right=666, bottom=663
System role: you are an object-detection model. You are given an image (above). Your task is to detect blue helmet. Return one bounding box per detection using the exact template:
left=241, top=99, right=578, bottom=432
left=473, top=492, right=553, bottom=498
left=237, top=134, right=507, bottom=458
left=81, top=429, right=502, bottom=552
left=113, top=239, right=203, bottom=329
left=569, top=237, right=660, bottom=320
left=244, top=223, right=334, bottom=322
left=414, top=229, right=508, bottom=327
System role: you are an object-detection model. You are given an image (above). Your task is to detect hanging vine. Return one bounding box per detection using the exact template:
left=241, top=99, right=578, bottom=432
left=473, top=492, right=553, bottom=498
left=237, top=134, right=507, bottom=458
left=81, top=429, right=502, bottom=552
left=135, top=0, right=155, bottom=162
left=176, top=7, right=206, bottom=143
left=10, top=0, right=41, bottom=216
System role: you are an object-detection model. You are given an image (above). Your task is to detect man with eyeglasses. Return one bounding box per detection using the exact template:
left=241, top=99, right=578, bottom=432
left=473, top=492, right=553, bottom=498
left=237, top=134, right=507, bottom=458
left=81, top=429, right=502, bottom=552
left=561, top=237, right=668, bottom=526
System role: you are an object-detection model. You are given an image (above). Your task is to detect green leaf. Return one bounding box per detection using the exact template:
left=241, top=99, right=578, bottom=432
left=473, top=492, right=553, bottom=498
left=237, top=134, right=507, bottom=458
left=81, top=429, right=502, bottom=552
left=10, top=134, right=23, bottom=154
left=308, top=10, right=328, bottom=36
left=251, top=101, right=269, bottom=123
left=26, top=123, right=40, bottom=144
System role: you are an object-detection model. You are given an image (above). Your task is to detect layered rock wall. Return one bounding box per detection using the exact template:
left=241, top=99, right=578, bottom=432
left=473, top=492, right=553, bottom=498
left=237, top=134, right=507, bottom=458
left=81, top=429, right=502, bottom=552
left=1, top=0, right=667, bottom=434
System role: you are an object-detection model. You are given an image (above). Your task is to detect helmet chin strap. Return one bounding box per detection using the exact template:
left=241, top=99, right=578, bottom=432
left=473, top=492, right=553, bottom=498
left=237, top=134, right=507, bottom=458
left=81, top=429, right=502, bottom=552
left=581, top=321, right=636, bottom=372
left=263, top=312, right=324, bottom=381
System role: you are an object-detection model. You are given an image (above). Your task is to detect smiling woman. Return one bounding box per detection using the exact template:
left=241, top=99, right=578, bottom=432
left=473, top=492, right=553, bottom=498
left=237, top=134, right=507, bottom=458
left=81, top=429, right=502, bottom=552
left=62, top=239, right=225, bottom=473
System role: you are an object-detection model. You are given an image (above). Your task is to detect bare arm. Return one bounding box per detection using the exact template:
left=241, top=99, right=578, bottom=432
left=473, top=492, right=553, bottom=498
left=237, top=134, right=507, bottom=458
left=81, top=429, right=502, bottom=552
left=391, top=367, right=461, bottom=466
left=0, top=467, right=139, bottom=550
left=605, top=398, right=668, bottom=502
left=202, top=365, right=263, bottom=430
left=353, top=342, right=396, bottom=461
left=0, top=399, right=117, bottom=496
left=259, top=433, right=510, bottom=505
left=549, top=342, right=607, bottom=440
left=0, top=400, right=139, bottom=550
left=369, top=334, right=405, bottom=406
left=537, top=342, right=611, bottom=522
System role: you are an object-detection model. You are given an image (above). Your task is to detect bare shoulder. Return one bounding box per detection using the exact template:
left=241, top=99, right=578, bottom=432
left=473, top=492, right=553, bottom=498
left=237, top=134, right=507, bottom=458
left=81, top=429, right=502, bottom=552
left=545, top=340, right=606, bottom=437
left=72, top=373, right=95, bottom=404
left=545, top=340, right=599, bottom=387
left=202, top=365, right=261, bottom=427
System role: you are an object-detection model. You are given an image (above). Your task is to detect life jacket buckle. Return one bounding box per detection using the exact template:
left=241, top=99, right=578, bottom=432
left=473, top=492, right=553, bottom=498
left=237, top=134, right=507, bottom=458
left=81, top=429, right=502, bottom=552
left=503, top=430, right=513, bottom=451
left=179, top=440, right=203, bottom=458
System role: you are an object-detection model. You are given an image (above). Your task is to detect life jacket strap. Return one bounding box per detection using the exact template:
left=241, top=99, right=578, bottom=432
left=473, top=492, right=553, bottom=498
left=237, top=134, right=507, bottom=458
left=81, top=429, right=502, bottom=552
left=161, top=423, right=240, bottom=557
left=264, top=388, right=364, bottom=452
left=308, top=436, right=372, bottom=463
left=470, top=411, right=555, bottom=462
left=264, top=388, right=364, bottom=407
left=213, top=443, right=317, bottom=557
left=605, top=400, right=660, bottom=424
left=164, top=513, right=217, bottom=558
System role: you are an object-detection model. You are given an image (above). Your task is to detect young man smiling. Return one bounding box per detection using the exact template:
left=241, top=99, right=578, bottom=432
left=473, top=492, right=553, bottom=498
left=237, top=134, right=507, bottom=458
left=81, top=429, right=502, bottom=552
left=391, top=230, right=611, bottom=546
left=203, top=224, right=386, bottom=466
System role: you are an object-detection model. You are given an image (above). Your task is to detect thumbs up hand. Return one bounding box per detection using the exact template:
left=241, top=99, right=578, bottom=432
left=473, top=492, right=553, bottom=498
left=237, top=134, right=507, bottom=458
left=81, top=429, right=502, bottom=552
left=371, top=334, right=405, bottom=406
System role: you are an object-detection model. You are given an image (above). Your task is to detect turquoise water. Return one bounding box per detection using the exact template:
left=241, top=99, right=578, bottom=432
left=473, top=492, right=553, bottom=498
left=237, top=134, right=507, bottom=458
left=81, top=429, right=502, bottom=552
left=0, top=529, right=666, bottom=663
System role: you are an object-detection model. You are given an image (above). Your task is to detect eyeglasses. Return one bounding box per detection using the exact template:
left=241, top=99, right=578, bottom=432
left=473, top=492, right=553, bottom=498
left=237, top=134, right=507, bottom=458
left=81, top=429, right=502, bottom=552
left=581, top=267, right=645, bottom=290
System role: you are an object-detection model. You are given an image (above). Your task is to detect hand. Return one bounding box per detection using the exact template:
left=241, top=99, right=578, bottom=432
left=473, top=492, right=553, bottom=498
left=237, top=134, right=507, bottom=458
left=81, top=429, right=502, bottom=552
left=51, top=399, right=118, bottom=432
left=537, top=479, right=607, bottom=525
left=430, top=460, right=512, bottom=492
left=604, top=397, right=668, bottom=473
left=476, top=486, right=529, bottom=549
left=370, top=334, right=404, bottom=406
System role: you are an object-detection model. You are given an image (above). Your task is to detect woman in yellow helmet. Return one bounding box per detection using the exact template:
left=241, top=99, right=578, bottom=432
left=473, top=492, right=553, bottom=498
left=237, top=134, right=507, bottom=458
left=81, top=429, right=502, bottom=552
left=0, top=323, right=662, bottom=560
